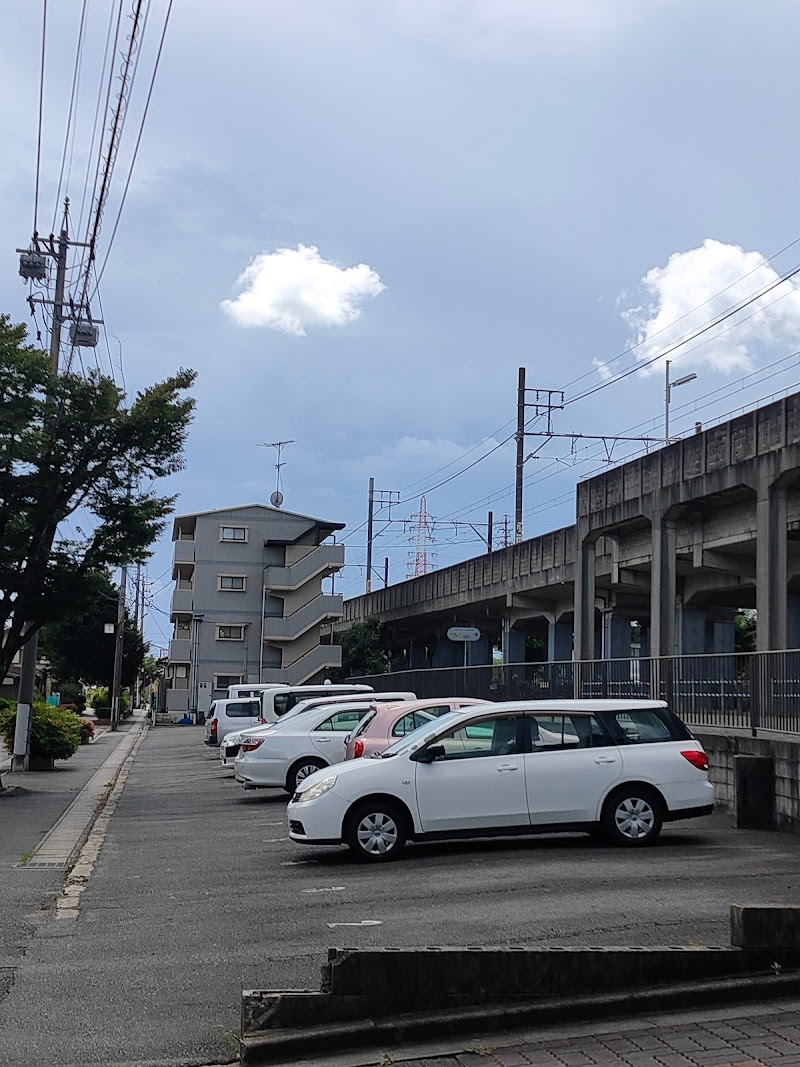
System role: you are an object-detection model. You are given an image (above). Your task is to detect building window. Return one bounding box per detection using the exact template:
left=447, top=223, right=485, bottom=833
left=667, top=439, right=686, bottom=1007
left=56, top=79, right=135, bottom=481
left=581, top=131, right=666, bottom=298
left=218, top=574, right=246, bottom=591
left=174, top=665, right=188, bottom=678
left=217, top=625, right=245, bottom=641
left=220, top=526, right=248, bottom=542
left=213, top=673, right=244, bottom=691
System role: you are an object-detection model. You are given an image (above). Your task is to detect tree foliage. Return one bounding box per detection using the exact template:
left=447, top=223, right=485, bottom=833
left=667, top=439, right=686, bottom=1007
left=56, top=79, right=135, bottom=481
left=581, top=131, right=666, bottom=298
left=339, top=616, right=392, bottom=677
left=38, top=569, right=147, bottom=688
left=0, top=314, right=195, bottom=682
left=734, top=609, right=757, bottom=653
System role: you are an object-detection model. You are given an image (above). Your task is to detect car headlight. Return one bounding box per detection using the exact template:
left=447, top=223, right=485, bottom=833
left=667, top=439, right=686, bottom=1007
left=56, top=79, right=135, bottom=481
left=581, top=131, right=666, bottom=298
left=294, top=773, right=337, bottom=803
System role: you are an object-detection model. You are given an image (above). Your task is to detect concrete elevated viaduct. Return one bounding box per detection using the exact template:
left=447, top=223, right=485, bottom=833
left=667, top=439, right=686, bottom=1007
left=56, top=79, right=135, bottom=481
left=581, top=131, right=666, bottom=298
left=338, top=391, right=800, bottom=667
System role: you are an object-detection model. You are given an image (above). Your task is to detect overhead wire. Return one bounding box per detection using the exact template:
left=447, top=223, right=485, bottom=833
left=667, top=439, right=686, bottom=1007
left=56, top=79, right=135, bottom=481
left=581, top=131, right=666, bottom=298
left=33, top=0, right=48, bottom=235
left=51, top=0, right=89, bottom=232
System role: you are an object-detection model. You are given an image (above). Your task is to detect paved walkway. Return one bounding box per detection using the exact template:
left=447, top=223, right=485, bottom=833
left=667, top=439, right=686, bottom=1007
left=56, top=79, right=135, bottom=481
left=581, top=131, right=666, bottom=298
left=286, top=998, right=800, bottom=1067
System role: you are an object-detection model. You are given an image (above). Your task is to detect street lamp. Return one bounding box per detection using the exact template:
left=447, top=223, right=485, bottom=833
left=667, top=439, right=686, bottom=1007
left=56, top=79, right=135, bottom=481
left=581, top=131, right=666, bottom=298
left=665, top=360, right=698, bottom=442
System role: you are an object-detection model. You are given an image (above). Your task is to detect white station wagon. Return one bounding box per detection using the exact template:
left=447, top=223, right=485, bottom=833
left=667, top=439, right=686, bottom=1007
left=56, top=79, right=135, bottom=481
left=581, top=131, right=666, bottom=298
left=286, top=699, right=714, bottom=862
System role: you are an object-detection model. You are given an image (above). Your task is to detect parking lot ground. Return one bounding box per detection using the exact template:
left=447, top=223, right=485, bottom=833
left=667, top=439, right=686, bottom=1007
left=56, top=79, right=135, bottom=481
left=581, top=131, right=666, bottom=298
left=1, top=727, right=799, bottom=1067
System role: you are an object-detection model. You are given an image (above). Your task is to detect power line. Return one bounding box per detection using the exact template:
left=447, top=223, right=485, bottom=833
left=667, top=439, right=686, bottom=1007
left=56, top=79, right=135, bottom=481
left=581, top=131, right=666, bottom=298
left=33, top=0, right=48, bottom=234
left=51, top=0, right=89, bottom=232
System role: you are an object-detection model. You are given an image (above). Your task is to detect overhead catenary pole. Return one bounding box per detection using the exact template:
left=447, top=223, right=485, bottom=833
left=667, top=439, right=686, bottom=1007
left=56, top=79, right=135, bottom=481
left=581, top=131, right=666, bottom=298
left=384, top=556, right=389, bottom=587
left=487, top=511, right=493, bottom=554
left=365, top=477, right=375, bottom=594
left=515, top=367, right=525, bottom=544
left=12, top=210, right=69, bottom=771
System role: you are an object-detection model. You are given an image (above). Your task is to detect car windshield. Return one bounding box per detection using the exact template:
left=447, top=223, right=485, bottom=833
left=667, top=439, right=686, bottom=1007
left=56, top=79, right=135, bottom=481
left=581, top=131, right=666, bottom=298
left=379, top=710, right=463, bottom=758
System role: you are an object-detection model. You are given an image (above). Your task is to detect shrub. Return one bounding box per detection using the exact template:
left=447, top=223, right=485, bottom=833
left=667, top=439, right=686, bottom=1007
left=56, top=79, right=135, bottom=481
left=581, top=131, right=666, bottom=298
left=88, top=688, right=109, bottom=710
left=79, top=719, right=95, bottom=744
left=0, top=704, right=82, bottom=761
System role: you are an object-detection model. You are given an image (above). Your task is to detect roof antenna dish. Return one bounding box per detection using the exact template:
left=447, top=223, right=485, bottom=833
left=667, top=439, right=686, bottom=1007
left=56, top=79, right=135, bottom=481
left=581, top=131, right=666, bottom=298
left=258, top=439, right=295, bottom=509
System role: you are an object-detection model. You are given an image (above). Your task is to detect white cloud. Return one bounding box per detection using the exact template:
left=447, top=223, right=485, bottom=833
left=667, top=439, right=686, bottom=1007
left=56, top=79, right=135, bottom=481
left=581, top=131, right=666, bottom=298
left=620, top=239, right=800, bottom=377
left=221, top=244, right=385, bottom=335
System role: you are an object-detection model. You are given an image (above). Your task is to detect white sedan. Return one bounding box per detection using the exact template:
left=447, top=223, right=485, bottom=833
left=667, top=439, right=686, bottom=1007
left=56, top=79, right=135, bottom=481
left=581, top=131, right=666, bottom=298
left=286, top=700, right=715, bottom=862
left=220, top=691, right=416, bottom=769
left=234, top=701, right=376, bottom=794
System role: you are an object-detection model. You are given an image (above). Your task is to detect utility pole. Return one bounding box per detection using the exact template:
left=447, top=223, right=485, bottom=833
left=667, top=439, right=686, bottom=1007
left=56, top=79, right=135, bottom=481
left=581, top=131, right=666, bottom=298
left=12, top=211, right=69, bottom=771
left=384, top=556, right=389, bottom=587
left=110, top=479, right=132, bottom=731
left=515, top=367, right=525, bottom=544
left=487, top=511, right=493, bottom=554
left=366, top=477, right=375, bottom=594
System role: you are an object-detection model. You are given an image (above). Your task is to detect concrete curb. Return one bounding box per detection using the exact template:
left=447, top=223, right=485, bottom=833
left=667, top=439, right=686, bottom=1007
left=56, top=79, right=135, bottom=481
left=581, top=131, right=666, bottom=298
left=240, top=970, right=800, bottom=1065
left=55, top=718, right=150, bottom=919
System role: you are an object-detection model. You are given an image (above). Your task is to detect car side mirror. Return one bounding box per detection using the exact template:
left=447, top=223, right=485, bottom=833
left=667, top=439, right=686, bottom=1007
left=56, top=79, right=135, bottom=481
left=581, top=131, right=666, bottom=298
left=411, top=744, right=445, bottom=764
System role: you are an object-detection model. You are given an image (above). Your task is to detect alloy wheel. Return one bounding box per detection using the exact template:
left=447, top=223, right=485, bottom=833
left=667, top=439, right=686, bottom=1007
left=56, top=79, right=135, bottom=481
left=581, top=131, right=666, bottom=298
left=356, top=811, right=399, bottom=856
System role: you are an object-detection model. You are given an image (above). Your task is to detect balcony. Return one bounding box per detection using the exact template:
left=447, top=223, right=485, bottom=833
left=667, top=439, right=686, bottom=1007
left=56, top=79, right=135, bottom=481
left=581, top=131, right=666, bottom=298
left=262, top=594, right=343, bottom=642
left=261, top=643, right=343, bottom=685
left=171, top=586, right=194, bottom=615
left=169, top=638, right=191, bottom=662
left=265, top=543, right=345, bottom=592
left=173, top=540, right=195, bottom=565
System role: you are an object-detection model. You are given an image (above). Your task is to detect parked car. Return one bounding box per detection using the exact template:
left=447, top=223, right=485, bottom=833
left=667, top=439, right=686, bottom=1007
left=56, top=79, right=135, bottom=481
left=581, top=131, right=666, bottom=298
left=286, top=699, right=714, bottom=863
left=344, top=698, right=489, bottom=760
left=219, top=692, right=417, bottom=768
left=204, top=683, right=376, bottom=747
left=234, top=701, right=379, bottom=794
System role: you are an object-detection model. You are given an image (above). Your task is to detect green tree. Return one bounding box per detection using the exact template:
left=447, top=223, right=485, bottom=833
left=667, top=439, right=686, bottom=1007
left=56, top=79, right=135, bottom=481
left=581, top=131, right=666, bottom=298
left=39, top=569, right=147, bottom=689
left=339, top=616, right=392, bottom=677
left=0, top=314, right=195, bottom=684
left=734, top=609, right=757, bottom=653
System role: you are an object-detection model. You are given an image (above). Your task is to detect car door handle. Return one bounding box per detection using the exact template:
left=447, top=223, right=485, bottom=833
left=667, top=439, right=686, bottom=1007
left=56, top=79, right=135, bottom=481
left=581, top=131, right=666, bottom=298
left=314, top=737, right=331, bottom=743
left=594, top=755, right=616, bottom=764
left=497, top=764, right=519, bottom=772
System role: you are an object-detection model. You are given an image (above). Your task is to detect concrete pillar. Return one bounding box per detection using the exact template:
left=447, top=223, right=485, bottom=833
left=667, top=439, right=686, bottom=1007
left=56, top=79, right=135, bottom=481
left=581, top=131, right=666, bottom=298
left=679, top=606, right=707, bottom=655
left=408, top=638, right=428, bottom=669
left=574, top=533, right=596, bottom=661
left=603, top=616, right=631, bottom=659
left=710, top=619, right=735, bottom=654
left=432, top=637, right=462, bottom=668
left=651, top=516, right=677, bottom=657
left=756, top=484, right=787, bottom=651
left=547, top=621, right=572, bottom=663
left=503, top=625, right=527, bottom=664
left=466, top=635, right=492, bottom=666
left=789, top=595, right=800, bottom=649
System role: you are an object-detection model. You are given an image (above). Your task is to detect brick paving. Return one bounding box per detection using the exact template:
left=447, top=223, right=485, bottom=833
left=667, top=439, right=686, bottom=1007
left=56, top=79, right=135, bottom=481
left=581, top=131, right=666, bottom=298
left=382, top=1005, right=800, bottom=1067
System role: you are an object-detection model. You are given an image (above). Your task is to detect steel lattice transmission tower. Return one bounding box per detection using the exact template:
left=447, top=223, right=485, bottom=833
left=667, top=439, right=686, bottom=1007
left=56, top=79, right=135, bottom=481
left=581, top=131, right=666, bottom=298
left=408, top=495, right=437, bottom=577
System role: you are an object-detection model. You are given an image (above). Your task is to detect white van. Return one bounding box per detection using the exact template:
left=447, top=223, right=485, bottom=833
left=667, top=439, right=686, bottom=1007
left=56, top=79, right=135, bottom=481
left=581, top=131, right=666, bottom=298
left=227, top=683, right=288, bottom=699
left=205, top=684, right=375, bottom=747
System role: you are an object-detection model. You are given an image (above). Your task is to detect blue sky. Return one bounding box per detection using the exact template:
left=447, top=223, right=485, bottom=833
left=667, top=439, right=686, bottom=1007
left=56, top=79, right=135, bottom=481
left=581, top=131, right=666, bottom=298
left=3, top=0, right=800, bottom=652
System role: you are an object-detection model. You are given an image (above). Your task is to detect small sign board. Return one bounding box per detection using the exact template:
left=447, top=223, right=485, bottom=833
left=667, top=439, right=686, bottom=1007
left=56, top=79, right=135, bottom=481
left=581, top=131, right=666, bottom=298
left=447, top=626, right=481, bottom=642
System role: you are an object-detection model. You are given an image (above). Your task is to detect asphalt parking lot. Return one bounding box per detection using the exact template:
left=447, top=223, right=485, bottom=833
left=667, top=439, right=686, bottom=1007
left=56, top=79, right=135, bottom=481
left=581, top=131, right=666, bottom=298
left=3, top=726, right=800, bottom=1067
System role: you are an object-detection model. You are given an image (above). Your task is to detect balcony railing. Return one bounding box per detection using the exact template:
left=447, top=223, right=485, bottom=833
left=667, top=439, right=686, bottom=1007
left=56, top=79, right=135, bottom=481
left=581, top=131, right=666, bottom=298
left=170, top=587, right=193, bottom=615
left=265, top=543, right=345, bottom=592
left=261, top=643, right=343, bottom=685
left=262, top=594, right=343, bottom=642
left=169, top=638, right=191, bottom=662
left=173, top=540, right=195, bottom=565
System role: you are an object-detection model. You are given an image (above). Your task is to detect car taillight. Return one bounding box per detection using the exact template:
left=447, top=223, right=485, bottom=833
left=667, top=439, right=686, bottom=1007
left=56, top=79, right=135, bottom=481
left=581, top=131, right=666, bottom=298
left=354, top=739, right=364, bottom=758
left=681, top=749, right=709, bottom=771
left=260, top=717, right=267, bottom=724
left=241, top=738, right=264, bottom=752
left=210, top=720, right=217, bottom=736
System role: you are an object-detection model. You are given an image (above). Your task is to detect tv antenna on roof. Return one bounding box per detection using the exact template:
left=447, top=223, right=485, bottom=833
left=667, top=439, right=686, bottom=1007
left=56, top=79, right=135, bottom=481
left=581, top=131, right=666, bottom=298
left=258, top=440, right=295, bottom=508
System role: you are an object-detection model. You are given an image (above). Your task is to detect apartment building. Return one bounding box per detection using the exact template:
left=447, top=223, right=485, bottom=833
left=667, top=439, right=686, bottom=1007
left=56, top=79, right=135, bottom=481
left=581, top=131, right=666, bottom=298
left=165, top=504, right=345, bottom=717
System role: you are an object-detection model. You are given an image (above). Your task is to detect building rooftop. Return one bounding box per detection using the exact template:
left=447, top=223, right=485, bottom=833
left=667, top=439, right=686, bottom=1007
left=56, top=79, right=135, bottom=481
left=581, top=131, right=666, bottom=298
left=171, top=503, right=345, bottom=541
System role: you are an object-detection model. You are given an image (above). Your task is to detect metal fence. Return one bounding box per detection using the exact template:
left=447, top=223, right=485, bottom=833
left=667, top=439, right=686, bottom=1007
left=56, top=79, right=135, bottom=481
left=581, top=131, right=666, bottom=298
left=349, top=650, right=800, bottom=735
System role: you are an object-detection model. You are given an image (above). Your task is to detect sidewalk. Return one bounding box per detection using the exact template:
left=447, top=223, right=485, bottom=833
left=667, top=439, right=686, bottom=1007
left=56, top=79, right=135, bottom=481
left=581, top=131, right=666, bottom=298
left=279, top=997, right=800, bottom=1067
left=0, top=714, right=145, bottom=1004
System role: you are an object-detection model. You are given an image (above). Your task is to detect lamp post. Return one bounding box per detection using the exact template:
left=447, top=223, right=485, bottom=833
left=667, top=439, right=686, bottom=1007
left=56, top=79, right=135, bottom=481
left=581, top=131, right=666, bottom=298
left=665, top=360, right=698, bottom=442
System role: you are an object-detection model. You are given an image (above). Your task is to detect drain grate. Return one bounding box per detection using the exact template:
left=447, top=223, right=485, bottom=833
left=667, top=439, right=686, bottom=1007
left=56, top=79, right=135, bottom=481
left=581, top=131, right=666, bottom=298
left=13, top=859, right=66, bottom=870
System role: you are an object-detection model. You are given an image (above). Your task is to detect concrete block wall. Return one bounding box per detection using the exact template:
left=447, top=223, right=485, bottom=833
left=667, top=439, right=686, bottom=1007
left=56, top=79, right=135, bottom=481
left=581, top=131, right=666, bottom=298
left=694, top=729, right=800, bottom=834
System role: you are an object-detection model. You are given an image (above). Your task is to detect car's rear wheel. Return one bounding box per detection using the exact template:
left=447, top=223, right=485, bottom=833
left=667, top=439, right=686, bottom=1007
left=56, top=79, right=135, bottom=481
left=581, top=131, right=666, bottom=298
left=344, top=799, right=407, bottom=862
left=601, top=786, right=663, bottom=846
left=286, top=757, right=326, bottom=794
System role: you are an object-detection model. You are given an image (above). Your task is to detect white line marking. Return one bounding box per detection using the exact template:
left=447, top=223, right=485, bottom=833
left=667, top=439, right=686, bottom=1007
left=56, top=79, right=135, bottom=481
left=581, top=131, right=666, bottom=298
left=281, top=860, right=317, bottom=866
left=326, top=920, right=383, bottom=928
left=263, top=838, right=285, bottom=843
left=302, top=886, right=346, bottom=894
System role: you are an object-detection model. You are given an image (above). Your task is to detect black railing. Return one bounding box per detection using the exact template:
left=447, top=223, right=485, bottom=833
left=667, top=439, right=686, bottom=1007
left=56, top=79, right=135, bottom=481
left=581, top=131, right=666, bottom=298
left=349, top=650, right=800, bottom=735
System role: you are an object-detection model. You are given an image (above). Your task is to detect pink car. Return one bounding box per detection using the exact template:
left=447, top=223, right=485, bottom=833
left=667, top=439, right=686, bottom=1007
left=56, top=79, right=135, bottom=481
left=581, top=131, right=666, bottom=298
left=344, top=698, right=489, bottom=760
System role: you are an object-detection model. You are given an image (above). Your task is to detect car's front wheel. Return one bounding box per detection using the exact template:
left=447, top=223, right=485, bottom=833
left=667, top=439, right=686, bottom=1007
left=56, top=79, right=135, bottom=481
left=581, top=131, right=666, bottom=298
left=286, top=758, right=327, bottom=794
left=344, top=799, right=408, bottom=862
left=601, top=786, right=663, bottom=846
